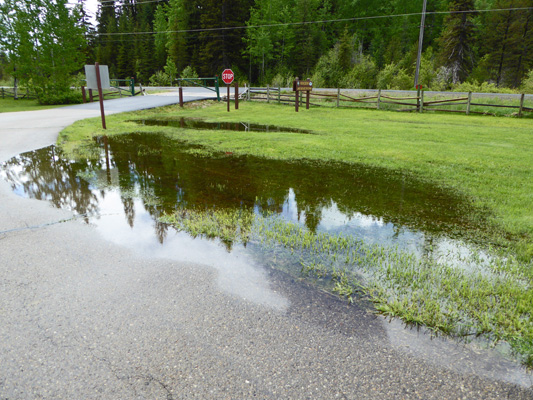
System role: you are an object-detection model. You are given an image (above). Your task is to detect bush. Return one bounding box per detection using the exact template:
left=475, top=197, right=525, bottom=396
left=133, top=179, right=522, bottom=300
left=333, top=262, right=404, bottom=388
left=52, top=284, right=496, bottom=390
left=521, top=70, right=533, bottom=94
left=38, top=90, right=83, bottom=105
left=149, top=70, right=172, bottom=86
left=452, top=81, right=519, bottom=94
left=377, top=63, right=412, bottom=90
left=341, top=55, right=378, bottom=89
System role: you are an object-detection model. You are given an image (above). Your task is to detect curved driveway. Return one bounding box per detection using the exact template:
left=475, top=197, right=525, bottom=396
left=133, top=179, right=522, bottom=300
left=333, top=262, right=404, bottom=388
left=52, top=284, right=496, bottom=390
left=0, top=93, right=532, bottom=399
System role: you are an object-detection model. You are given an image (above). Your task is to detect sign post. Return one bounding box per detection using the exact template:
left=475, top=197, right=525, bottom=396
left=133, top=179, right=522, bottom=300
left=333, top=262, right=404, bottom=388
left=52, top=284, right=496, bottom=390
left=293, top=78, right=313, bottom=112
left=85, top=63, right=111, bottom=129
left=222, top=69, right=234, bottom=112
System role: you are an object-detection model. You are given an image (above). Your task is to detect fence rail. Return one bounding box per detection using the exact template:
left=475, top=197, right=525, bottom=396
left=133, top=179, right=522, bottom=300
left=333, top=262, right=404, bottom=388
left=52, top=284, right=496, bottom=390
left=1, top=87, right=37, bottom=100
left=246, top=86, right=532, bottom=117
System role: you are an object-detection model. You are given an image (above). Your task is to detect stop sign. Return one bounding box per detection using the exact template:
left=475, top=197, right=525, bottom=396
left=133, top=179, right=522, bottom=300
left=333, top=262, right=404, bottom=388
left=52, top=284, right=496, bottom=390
left=221, top=69, right=234, bottom=85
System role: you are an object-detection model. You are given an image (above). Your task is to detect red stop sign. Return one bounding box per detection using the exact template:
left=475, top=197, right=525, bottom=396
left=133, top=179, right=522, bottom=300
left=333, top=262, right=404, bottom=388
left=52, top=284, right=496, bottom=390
left=221, top=69, right=234, bottom=85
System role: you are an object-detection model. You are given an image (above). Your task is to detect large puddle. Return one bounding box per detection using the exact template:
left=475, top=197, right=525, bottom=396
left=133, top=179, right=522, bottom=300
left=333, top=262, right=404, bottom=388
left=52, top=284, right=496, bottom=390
left=1, top=130, right=532, bottom=387
left=134, top=118, right=313, bottom=134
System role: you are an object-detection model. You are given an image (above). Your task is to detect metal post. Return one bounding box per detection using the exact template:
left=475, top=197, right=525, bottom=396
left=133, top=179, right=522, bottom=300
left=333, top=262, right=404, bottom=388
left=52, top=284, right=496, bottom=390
left=95, top=62, right=107, bottom=129
left=227, top=84, right=230, bottom=112
left=235, top=82, right=239, bottom=110
left=414, top=0, right=428, bottom=88
left=215, top=76, right=220, bottom=101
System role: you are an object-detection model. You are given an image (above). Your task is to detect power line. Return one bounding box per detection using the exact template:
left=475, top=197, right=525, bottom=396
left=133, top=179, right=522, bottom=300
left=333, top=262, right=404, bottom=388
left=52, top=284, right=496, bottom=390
left=86, top=7, right=533, bottom=37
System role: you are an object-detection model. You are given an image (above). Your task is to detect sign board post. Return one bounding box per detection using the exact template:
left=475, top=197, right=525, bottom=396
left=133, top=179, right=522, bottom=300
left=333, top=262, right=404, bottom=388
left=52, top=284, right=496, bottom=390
left=292, top=78, right=313, bottom=112
left=222, top=69, right=234, bottom=112
left=85, top=63, right=111, bottom=129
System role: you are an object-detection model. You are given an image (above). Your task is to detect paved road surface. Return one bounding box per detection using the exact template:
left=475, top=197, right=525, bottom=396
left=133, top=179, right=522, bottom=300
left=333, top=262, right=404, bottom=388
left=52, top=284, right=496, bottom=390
left=0, top=93, right=532, bottom=399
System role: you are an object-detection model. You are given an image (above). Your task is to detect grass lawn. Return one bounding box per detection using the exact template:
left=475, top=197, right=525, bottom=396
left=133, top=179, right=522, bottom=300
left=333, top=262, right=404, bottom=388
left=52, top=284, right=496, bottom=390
left=0, top=98, right=67, bottom=113
left=59, top=100, right=533, bottom=365
left=60, top=100, right=533, bottom=261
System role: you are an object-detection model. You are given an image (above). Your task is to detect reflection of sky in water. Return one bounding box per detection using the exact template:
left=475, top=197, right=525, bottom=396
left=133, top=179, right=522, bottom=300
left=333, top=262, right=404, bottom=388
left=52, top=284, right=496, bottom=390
left=88, top=189, right=288, bottom=311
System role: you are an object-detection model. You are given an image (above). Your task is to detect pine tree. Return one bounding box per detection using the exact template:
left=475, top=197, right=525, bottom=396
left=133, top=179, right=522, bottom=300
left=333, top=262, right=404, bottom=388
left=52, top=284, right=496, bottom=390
left=483, top=0, right=533, bottom=87
left=436, top=0, right=477, bottom=84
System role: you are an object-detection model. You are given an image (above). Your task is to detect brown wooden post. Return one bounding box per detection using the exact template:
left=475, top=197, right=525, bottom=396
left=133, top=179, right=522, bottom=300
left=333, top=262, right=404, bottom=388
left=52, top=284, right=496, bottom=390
left=81, top=86, right=86, bottom=103
left=419, top=90, right=424, bottom=113
left=377, top=89, right=381, bottom=109
left=95, top=62, right=107, bottom=129
left=179, top=85, right=184, bottom=107
left=466, top=91, right=472, bottom=115
left=416, top=86, right=421, bottom=112
left=89, top=89, right=93, bottom=102
left=306, top=79, right=311, bottom=109
left=295, top=78, right=299, bottom=112
left=518, top=93, right=525, bottom=117
left=337, top=88, right=340, bottom=107
left=267, top=85, right=270, bottom=103
left=235, top=82, right=239, bottom=110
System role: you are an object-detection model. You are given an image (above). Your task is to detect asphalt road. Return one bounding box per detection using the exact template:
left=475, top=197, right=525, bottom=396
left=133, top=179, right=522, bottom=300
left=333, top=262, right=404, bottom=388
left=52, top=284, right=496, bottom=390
left=0, top=93, right=532, bottom=399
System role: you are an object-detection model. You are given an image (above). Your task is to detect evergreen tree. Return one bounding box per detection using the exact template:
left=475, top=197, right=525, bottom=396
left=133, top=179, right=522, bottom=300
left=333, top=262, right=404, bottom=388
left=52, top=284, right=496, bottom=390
left=437, top=0, right=477, bottom=84
left=483, top=0, right=533, bottom=87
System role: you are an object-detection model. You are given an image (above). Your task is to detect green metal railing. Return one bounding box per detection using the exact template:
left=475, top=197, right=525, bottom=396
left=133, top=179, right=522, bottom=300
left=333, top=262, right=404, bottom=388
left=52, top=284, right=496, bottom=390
left=109, top=78, right=136, bottom=96
left=175, top=77, right=220, bottom=101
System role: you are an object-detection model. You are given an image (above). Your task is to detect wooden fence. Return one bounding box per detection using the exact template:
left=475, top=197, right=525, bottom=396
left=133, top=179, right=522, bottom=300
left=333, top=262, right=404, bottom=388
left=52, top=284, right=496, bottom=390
left=247, top=86, right=532, bottom=117
left=0, top=87, right=37, bottom=100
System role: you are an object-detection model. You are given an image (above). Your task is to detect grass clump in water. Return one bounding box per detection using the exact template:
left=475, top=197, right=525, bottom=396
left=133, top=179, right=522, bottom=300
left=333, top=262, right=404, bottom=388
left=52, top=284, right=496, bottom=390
left=161, top=208, right=533, bottom=367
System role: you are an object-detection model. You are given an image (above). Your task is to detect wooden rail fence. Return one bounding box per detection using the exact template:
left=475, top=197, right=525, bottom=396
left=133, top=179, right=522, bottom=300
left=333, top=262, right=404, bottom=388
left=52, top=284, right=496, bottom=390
left=247, top=86, right=532, bottom=117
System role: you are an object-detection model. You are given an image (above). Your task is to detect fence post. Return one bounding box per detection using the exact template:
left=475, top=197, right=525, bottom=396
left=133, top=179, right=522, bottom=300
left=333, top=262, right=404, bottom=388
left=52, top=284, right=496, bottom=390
left=130, top=77, right=135, bottom=96
left=518, top=93, right=525, bottom=117
left=278, top=87, right=280, bottom=104
left=179, top=85, right=183, bottom=107
left=81, top=86, right=86, bottom=103
left=247, top=84, right=250, bottom=101
left=267, top=85, right=270, bottom=103
left=337, top=88, right=340, bottom=107
left=419, top=90, right=424, bottom=113
left=1, top=87, right=4, bottom=99
left=466, top=91, right=472, bottom=115
left=377, top=89, right=381, bottom=109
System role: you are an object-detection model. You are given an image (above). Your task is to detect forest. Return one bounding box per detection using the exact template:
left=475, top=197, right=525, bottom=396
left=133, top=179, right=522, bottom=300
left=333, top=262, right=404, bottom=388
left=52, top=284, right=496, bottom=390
left=1, top=0, right=532, bottom=98
left=90, top=0, right=533, bottom=91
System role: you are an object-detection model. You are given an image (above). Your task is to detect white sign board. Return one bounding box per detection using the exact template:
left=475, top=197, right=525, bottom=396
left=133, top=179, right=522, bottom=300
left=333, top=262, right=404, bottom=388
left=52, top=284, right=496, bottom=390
left=84, top=65, right=111, bottom=90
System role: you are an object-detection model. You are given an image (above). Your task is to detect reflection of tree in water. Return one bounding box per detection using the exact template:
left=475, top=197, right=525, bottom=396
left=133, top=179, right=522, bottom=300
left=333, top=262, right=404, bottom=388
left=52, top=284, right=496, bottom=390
left=1, top=133, right=484, bottom=248
left=1, top=146, right=100, bottom=220
left=103, top=132, right=482, bottom=237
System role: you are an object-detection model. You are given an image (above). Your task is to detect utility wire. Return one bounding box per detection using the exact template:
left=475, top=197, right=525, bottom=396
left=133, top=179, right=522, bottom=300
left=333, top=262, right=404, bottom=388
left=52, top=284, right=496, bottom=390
left=86, top=7, right=533, bottom=37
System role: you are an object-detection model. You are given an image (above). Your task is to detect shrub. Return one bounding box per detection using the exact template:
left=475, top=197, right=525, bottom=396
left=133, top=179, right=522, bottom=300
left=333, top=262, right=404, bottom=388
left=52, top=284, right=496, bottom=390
left=38, top=89, right=83, bottom=105
left=521, top=70, right=533, bottom=94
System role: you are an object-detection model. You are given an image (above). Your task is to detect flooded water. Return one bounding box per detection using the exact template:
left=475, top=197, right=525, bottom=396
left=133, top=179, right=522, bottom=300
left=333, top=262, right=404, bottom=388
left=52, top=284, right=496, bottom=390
left=1, top=132, right=484, bottom=253
left=134, top=118, right=312, bottom=134
left=1, top=131, right=532, bottom=387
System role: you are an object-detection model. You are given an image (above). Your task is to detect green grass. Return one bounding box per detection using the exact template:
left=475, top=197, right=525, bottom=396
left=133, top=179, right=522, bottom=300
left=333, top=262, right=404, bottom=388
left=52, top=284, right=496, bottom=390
left=159, top=207, right=533, bottom=367
left=0, top=97, right=66, bottom=112
left=58, top=100, right=533, bottom=365
left=59, top=101, right=533, bottom=261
